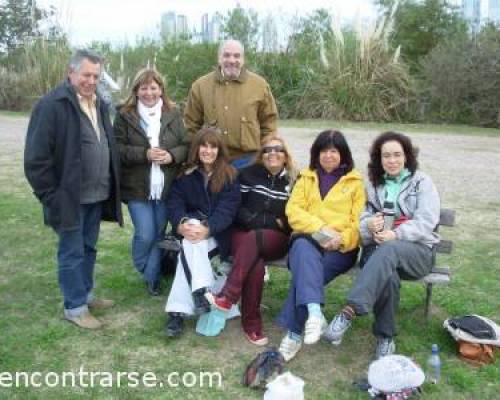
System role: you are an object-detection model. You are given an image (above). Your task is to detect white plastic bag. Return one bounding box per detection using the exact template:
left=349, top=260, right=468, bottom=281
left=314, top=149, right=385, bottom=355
left=368, top=355, right=425, bottom=393
left=263, top=372, right=304, bottom=400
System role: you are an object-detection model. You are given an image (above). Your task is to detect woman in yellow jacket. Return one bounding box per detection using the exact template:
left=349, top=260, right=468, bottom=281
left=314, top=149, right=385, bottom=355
left=276, top=129, right=366, bottom=362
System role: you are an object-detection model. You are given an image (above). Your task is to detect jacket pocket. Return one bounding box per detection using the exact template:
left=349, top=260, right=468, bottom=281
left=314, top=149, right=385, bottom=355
left=44, top=188, right=62, bottom=228
left=240, top=117, right=260, bottom=151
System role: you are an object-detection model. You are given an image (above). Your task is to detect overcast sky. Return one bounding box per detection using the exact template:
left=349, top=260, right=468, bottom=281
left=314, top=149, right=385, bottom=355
left=37, top=0, right=380, bottom=45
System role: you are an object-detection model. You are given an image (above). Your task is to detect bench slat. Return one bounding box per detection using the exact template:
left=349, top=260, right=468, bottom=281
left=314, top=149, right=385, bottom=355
left=439, top=209, right=456, bottom=227
left=430, top=265, right=451, bottom=275
left=421, top=272, right=451, bottom=285
left=435, top=239, right=453, bottom=254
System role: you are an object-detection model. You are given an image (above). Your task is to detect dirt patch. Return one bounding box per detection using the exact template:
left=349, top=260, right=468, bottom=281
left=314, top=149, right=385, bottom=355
left=3, top=115, right=500, bottom=231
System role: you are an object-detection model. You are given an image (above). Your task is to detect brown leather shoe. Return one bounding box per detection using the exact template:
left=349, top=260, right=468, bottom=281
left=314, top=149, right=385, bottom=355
left=88, top=298, right=114, bottom=310
left=66, top=311, right=102, bottom=330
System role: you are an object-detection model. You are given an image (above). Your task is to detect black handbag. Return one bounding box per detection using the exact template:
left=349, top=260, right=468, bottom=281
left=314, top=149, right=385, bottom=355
left=158, top=233, right=181, bottom=277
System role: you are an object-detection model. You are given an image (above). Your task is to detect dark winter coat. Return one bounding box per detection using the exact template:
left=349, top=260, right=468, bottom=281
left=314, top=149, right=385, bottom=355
left=24, top=80, right=123, bottom=231
left=166, top=167, right=241, bottom=259
left=113, top=105, right=189, bottom=202
left=236, top=163, right=292, bottom=234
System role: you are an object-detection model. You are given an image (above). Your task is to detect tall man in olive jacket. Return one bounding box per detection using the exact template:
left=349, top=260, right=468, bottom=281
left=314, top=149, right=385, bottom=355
left=184, top=39, right=278, bottom=168
left=24, top=49, right=123, bottom=330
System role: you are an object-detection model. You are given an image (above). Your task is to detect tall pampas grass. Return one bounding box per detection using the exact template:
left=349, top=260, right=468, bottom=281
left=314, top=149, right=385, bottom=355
left=289, top=1, right=411, bottom=121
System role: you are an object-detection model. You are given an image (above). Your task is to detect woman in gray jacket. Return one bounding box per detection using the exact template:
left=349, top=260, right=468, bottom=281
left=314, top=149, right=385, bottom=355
left=323, top=131, right=440, bottom=359
left=114, top=69, right=189, bottom=296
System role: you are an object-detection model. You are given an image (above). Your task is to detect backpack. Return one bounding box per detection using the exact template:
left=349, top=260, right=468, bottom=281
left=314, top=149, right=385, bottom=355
left=444, top=315, right=499, bottom=366
left=457, top=340, right=495, bottom=366
left=242, top=348, right=285, bottom=389
left=443, top=315, right=500, bottom=346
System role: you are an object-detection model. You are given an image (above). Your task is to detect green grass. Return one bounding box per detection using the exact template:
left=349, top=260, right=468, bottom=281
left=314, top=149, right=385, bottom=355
left=280, top=119, right=500, bottom=137
left=0, top=110, right=29, bottom=117
left=1, top=189, right=499, bottom=399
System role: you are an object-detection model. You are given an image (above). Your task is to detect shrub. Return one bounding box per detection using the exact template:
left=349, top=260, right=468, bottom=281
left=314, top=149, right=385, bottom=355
left=0, top=36, right=70, bottom=110
left=0, top=67, right=33, bottom=110
left=420, top=24, right=500, bottom=127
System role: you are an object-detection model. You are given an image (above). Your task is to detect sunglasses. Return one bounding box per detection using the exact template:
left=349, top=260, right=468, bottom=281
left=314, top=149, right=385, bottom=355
left=262, top=145, right=285, bottom=154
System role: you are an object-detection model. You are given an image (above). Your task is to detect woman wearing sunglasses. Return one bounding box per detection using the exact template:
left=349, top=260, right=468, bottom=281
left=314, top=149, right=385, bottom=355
left=276, top=129, right=366, bottom=362
left=205, top=135, right=297, bottom=345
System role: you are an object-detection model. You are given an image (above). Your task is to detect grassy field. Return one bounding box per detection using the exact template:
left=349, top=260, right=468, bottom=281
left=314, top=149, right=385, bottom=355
left=1, top=115, right=499, bottom=399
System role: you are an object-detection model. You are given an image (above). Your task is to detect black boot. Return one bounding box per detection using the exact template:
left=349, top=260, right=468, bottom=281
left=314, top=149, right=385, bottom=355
left=192, top=287, right=211, bottom=315
left=165, top=313, right=184, bottom=338
left=146, top=281, right=161, bottom=296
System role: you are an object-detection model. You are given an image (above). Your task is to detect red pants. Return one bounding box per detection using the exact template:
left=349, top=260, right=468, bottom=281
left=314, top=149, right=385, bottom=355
left=222, top=229, right=288, bottom=334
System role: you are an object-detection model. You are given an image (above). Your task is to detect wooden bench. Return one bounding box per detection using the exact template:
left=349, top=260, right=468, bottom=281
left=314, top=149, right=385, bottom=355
left=421, top=208, right=455, bottom=321
left=269, top=208, right=456, bottom=321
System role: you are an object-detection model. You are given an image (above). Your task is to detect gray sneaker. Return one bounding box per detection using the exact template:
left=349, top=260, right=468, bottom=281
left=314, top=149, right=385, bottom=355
left=322, top=313, right=352, bottom=345
left=375, top=337, right=396, bottom=359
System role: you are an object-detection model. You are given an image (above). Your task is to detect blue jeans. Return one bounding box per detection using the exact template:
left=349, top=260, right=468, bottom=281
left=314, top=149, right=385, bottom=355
left=276, top=238, right=358, bottom=335
left=127, top=200, right=168, bottom=285
left=56, top=203, right=102, bottom=316
left=231, top=153, right=256, bottom=170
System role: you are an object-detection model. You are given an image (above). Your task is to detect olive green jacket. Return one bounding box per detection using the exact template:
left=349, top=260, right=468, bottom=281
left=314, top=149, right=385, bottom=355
left=114, top=105, right=189, bottom=202
left=184, top=67, right=278, bottom=159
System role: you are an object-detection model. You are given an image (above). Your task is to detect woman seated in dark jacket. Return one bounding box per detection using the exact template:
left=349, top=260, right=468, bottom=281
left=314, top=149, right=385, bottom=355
left=164, top=128, right=240, bottom=337
left=323, top=131, right=440, bottom=360
left=114, top=68, right=188, bottom=296
left=205, top=135, right=298, bottom=346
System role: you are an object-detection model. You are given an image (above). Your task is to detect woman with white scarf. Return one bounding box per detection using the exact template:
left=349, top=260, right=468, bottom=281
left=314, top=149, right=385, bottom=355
left=114, top=68, right=189, bottom=296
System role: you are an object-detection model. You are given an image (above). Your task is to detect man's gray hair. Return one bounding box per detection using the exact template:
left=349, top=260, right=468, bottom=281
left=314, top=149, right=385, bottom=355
left=68, top=49, right=104, bottom=72
left=217, top=39, right=244, bottom=58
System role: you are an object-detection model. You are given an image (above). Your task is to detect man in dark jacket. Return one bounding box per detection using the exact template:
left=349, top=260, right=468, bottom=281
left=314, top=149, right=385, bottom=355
left=24, top=49, right=123, bottom=330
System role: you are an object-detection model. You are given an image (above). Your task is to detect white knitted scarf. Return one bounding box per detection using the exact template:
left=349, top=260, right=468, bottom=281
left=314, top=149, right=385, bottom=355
left=138, top=98, right=164, bottom=200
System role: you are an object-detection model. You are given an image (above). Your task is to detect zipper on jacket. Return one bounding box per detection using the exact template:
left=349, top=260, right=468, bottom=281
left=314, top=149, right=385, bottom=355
left=264, top=173, right=277, bottom=226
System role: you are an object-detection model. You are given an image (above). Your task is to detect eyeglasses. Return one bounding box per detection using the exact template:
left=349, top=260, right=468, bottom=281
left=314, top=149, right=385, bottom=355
left=262, top=145, right=285, bottom=154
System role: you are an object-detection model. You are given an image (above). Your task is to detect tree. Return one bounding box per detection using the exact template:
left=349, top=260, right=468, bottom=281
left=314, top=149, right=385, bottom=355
left=287, top=9, right=334, bottom=65
left=220, top=5, right=259, bottom=51
left=0, top=0, right=51, bottom=53
left=376, top=0, right=468, bottom=71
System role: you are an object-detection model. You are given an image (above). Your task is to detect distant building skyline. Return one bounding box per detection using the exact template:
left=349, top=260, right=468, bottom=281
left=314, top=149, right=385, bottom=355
left=161, top=11, right=223, bottom=43
left=200, top=13, right=222, bottom=43
left=160, top=12, right=177, bottom=40
left=489, top=0, right=500, bottom=21
left=459, top=0, right=500, bottom=32
left=462, top=0, right=482, bottom=32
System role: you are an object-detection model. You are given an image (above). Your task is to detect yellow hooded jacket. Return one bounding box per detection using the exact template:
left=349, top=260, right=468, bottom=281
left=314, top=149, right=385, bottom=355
left=285, top=168, right=366, bottom=252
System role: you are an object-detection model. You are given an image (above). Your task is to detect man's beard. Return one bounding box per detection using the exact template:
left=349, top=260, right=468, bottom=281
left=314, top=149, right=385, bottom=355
left=222, top=65, right=241, bottom=78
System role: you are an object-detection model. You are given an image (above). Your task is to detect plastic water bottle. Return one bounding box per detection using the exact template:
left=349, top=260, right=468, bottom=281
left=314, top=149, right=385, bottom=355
left=427, top=344, right=441, bottom=384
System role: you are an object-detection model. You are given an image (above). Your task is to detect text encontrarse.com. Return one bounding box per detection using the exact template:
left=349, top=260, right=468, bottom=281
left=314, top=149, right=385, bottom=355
left=0, top=367, right=223, bottom=389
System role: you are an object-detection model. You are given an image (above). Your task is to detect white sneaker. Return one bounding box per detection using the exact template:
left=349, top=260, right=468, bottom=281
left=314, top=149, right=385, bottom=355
left=304, top=315, right=327, bottom=345
left=279, top=335, right=303, bottom=362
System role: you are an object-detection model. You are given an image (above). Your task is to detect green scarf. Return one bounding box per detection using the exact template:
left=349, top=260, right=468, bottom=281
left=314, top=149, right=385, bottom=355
left=384, top=168, right=411, bottom=217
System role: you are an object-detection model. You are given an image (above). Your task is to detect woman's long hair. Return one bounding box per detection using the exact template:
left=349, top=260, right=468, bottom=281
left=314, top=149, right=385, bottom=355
left=185, top=128, right=237, bottom=193
left=121, top=68, right=174, bottom=114
left=254, top=134, right=298, bottom=184
left=368, top=131, right=419, bottom=187
left=309, top=129, right=354, bottom=172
